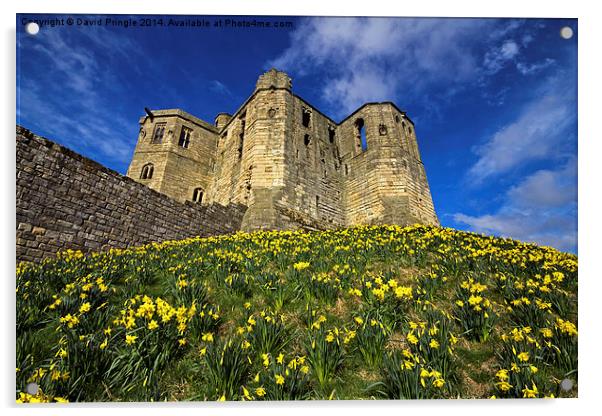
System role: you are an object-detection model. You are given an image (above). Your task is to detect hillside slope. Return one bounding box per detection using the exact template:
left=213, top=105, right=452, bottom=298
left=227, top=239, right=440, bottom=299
left=16, top=225, right=578, bottom=402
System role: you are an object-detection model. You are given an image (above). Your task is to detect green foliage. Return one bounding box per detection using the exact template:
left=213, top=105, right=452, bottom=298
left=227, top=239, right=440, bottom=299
left=453, top=277, right=497, bottom=342
left=251, top=355, right=312, bottom=400
left=203, top=338, right=250, bottom=400
left=305, top=328, right=345, bottom=390
left=15, top=224, right=578, bottom=401
left=352, top=312, right=391, bottom=368
left=246, top=311, right=291, bottom=357
left=371, top=350, right=444, bottom=399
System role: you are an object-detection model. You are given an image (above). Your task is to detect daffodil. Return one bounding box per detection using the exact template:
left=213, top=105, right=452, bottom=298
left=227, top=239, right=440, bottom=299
left=496, top=381, right=513, bottom=392
left=125, top=334, right=138, bottom=345
left=432, top=378, right=445, bottom=388
left=517, top=352, right=530, bottom=362
left=522, top=382, right=539, bottom=398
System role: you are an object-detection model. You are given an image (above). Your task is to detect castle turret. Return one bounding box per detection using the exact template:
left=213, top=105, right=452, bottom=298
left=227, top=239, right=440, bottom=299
left=214, top=113, right=232, bottom=130
left=255, top=68, right=292, bottom=91
left=337, top=102, right=438, bottom=226
left=126, top=109, right=219, bottom=204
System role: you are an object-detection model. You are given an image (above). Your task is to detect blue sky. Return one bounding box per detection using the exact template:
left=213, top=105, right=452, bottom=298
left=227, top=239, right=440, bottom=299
left=16, top=15, right=578, bottom=252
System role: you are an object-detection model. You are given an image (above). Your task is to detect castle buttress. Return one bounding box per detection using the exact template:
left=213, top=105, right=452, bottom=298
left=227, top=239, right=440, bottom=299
left=126, top=69, right=439, bottom=231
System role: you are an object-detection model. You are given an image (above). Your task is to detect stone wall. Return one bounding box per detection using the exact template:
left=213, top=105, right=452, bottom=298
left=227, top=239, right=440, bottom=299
left=278, top=94, right=345, bottom=228
left=16, top=126, right=247, bottom=263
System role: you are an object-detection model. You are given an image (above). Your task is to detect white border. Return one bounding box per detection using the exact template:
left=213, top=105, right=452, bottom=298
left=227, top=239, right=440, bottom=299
left=2, top=1, right=600, bottom=415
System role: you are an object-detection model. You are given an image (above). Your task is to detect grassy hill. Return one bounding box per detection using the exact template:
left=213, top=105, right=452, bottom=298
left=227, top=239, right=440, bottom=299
left=16, top=224, right=578, bottom=402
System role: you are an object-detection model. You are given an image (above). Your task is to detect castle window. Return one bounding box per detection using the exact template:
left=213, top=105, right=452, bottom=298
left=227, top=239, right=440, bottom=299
left=304, top=134, right=311, bottom=146
left=328, top=126, right=336, bottom=143
left=140, top=163, right=154, bottom=179
left=238, top=113, right=246, bottom=159
left=408, top=126, right=413, bottom=135
left=355, top=118, right=367, bottom=151
left=151, top=123, right=166, bottom=144
left=192, top=188, right=204, bottom=203
left=302, top=108, right=311, bottom=128
left=344, top=164, right=349, bottom=175
left=395, top=115, right=400, bottom=123
left=178, top=126, right=192, bottom=148
left=316, top=195, right=320, bottom=215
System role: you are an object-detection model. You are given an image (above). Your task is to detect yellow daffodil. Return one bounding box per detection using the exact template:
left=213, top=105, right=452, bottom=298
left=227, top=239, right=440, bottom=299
left=125, top=334, right=138, bottom=345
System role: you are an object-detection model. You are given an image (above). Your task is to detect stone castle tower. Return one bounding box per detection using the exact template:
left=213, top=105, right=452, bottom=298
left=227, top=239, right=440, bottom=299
left=126, top=69, right=438, bottom=231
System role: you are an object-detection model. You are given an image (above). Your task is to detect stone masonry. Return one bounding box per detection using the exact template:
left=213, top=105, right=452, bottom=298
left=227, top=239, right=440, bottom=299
left=127, top=69, right=439, bottom=231
left=16, top=126, right=246, bottom=263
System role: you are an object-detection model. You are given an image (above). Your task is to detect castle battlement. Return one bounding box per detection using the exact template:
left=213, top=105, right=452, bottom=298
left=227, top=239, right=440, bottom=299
left=126, top=69, right=439, bottom=231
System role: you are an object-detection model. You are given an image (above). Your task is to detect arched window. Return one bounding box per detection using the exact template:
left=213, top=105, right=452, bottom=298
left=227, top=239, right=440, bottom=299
left=140, top=163, right=154, bottom=179
left=178, top=126, right=192, bottom=148
left=304, top=134, right=311, bottom=146
left=192, top=188, right=204, bottom=203
left=302, top=107, right=311, bottom=128
left=151, top=123, right=166, bottom=144
left=355, top=118, right=367, bottom=151
left=328, top=126, right=336, bottom=143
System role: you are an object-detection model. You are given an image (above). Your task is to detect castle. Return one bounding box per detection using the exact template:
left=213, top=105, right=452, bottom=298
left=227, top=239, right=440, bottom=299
left=127, top=69, right=438, bottom=231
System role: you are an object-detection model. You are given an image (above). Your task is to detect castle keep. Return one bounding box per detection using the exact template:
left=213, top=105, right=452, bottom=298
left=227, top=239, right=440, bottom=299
left=127, top=69, right=439, bottom=231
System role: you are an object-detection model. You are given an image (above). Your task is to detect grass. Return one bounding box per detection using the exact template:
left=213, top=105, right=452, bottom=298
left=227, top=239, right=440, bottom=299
left=15, top=224, right=578, bottom=402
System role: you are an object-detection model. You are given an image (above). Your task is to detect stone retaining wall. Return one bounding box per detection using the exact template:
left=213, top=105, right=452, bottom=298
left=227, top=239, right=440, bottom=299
left=16, top=126, right=247, bottom=263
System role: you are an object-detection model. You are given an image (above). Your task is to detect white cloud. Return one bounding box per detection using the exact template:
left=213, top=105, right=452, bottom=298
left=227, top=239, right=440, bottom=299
left=467, top=74, right=575, bottom=182
left=506, top=160, right=576, bottom=209
left=454, top=211, right=577, bottom=252
left=516, top=58, right=556, bottom=75
left=454, top=158, right=577, bottom=252
left=268, top=17, right=494, bottom=116
left=209, top=80, right=233, bottom=97
left=483, top=40, right=520, bottom=74
left=521, top=34, right=534, bottom=47
left=267, top=18, right=550, bottom=118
